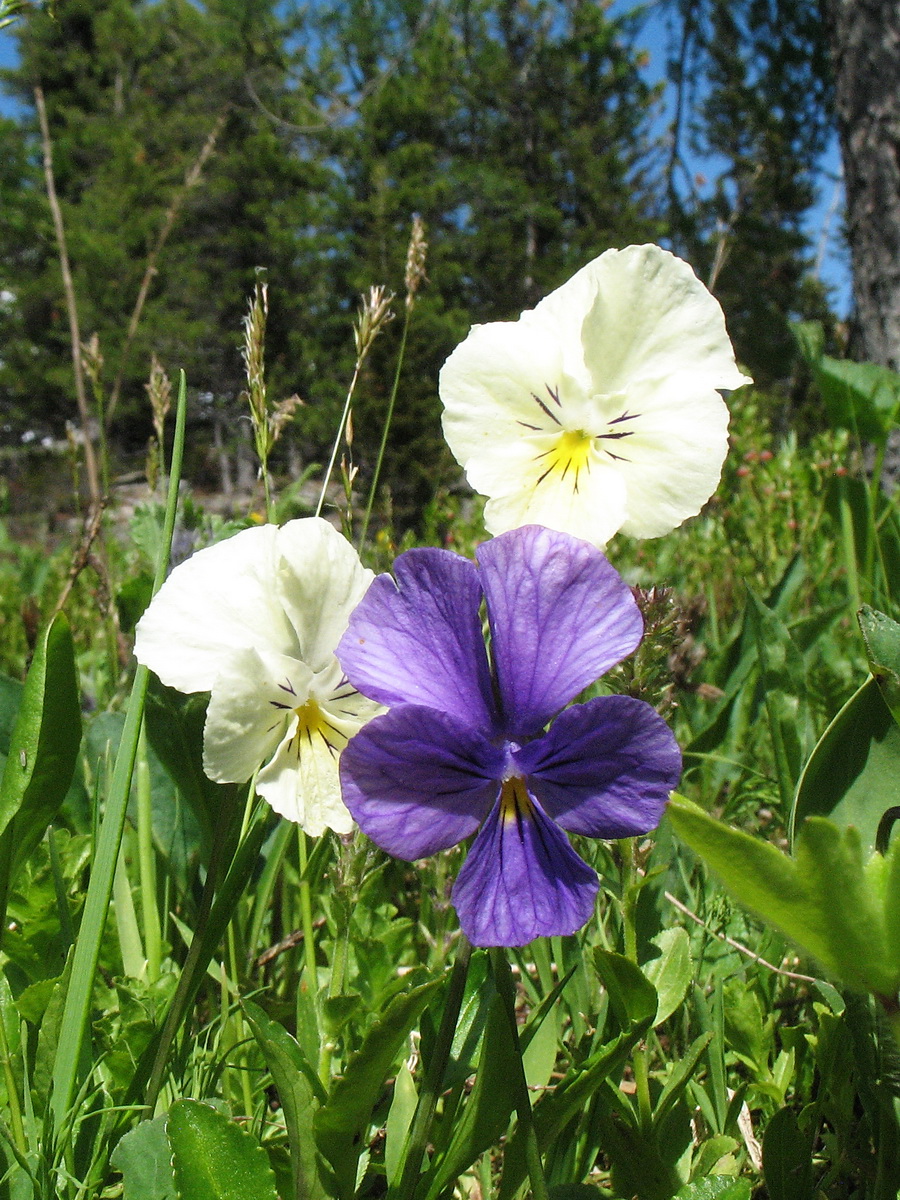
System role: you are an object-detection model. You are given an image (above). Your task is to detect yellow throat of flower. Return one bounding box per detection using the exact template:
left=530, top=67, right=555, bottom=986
left=293, top=697, right=347, bottom=753
left=499, top=775, right=534, bottom=825
left=540, top=429, right=594, bottom=486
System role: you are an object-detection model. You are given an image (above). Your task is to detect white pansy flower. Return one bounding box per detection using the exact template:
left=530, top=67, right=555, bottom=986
left=439, top=244, right=752, bottom=548
left=134, top=517, right=378, bottom=836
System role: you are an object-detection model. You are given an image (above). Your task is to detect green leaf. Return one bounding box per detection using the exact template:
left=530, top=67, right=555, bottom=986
left=593, top=949, right=658, bottom=1029
left=859, top=606, right=900, bottom=727
left=384, top=1060, right=417, bottom=1187
left=242, top=998, right=327, bottom=1200
left=314, top=978, right=441, bottom=1200
left=498, top=1025, right=648, bottom=1200
left=791, top=676, right=900, bottom=856
left=652, top=1033, right=712, bottom=1128
left=421, top=992, right=517, bottom=1200
left=813, top=355, right=900, bottom=443
left=673, top=1177, right=750, bottom=1200
left=643, top=928, right=692, bottom=1026
left=111, top=1114, right=177, bottom=1200
left=0, top=614, right=81, bottom=888
left=167, top=1099, right=279, bottom=1200
left=762, top=1107, right=813, bottom=1200
left=669, top=795, right=899, bottom=996
left=746, top=590, right=808, bottom=810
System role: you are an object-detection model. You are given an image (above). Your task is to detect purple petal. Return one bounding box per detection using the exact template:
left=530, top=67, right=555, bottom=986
left=451, top=785, right=598, bottom=947
left=337, top=548, right=496, bottom=731
left=514, top=695, right=681, bottom=838
left=476, top=526, right=643, bottom=739
left=339, top=704, right=504, bottom=859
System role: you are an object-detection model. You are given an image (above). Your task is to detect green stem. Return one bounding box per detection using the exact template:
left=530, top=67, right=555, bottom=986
left=297, top=829, right=318, bottom=990
left=49, top=372, right=187, bottom=1136
left=315, top=361, right=363, bottom=519
left=47, top=825, right=74, bottom=954
left=143, top=798, right=240, bottom=1115
left=0, top=999, right=25, bottom=1156
left=490, top=948, right=550, bottom=1200
left=136, top=723, right=161, bottom=984
left=619, top=838, right=652, bottom=1131
left=357, top=304, right=411, bottom=553
left=390, top=935, right=473, bottom=1200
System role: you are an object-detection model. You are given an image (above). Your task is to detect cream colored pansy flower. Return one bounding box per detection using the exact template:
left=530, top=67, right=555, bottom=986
left=439, top=244, right=752, bottom=548
left=134, top=518, right=378, bottom=836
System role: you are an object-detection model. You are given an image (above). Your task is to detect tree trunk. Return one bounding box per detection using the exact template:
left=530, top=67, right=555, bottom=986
left=827, top=0, right=900, bottom=368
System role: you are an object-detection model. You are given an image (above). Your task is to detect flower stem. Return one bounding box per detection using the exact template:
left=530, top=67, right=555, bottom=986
left=357, top=303, right=411, bottom=553
left=619, top=838, right=653, bottom=1132
left=315, top=362, right=362, bottom=520
left=297, top=828, right=318, bottom=990
left=490, top=948, right=550, bottom=1200
left=390, top=935, right=473, bottom=1200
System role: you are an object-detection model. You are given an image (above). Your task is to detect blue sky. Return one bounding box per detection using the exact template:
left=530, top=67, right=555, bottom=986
left=0, top=3, right=851, bottom=314
left=619, top=0, right=850, bottom=316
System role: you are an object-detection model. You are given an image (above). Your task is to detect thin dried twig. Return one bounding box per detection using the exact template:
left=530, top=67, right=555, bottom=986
left=35, top=85, right=101, bottom=507
left=106, top=111, right=228, bottom=424
left=664, top=890, right=819, bottom=984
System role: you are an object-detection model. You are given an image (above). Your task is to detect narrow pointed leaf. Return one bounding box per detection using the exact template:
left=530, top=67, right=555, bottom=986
left=314, top=978, right=441, bottom=1199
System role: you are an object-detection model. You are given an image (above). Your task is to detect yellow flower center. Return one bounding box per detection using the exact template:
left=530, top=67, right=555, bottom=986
left=499, top=775, right=534, bottom=825
left=293, top=698, right=348, bottom=755
left=537, top=429, right=594, bottom=490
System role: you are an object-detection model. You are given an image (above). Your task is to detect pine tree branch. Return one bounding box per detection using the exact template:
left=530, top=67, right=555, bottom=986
left=34, top=84, right=101, bottom=509
left=105, top=110, right=229, bottom=426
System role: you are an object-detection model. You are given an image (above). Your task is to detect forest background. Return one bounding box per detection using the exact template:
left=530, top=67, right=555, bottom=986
left=0, top=0, right=851, bottom=530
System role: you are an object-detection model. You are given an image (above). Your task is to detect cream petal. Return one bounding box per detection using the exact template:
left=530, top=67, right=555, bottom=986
left=257, top=717, right=354, bottom=837
left=202, top=647, right=314, bottom=785
left=440, top=318, right=577, bottom=468
left=274, top=519, right=374, bottom=674
left=613, top=378, right=731, bottom=538
left=135, top=524, right=296, bottom=693
left=479, top=440, right=628, bottom=548
left=563, top=245, right=752, bottom=395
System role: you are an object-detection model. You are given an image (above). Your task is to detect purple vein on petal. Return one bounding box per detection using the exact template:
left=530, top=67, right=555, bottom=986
left=451, top=784, right=598, bottom=947
left=337, top=547, right=497, bottom=732
left=515, top=695, right=681, bottom=838
left=339, top=704, right=504, bottom=860
left=476, top=526, right=643, bottom=739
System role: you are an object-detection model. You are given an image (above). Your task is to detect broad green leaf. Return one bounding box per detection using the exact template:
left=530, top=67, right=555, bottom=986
left=86, top=710, right=203, bottom=894
left=314, top=978, right=441, bottom=1200
left=792, top=676, right=900, bottom=854
left=242, top=998, right=327, bottom=1200
left=0, top=675, right=23, bottom=757
left=814, top=355, right=900, bottom=443
left=643, top=928, right=692, bottom=1027
left=0, top=614, right=81, bottom=886
left=593, top=949, right=658, bottom=1029
left=762, top=1107, right=813, bottom=1200
left=384, top=1060, right=417, bottom=1187
left=111, top=1114, right=177, bottom=1200
left=421, top=992, right=517, bottom=1200
left=167, top=1099, right=279, bottom=1200
left=669, top=796, right=898, bottom=995
left=673, top=1177, right=750, bottom=1200
left=859, top=606, right=900, bottom=727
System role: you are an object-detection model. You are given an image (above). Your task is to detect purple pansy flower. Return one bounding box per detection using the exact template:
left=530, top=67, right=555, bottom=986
left=337, top=525, right=682, bottom=947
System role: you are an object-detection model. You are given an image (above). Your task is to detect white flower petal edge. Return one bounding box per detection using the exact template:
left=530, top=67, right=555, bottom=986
left=439, top=243, right=752, bottom=548
left=134, top=517, right=377, bottom=836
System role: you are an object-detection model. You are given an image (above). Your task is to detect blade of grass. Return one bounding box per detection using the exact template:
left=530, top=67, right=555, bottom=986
left=49, top=371, right=187, bottom=1135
